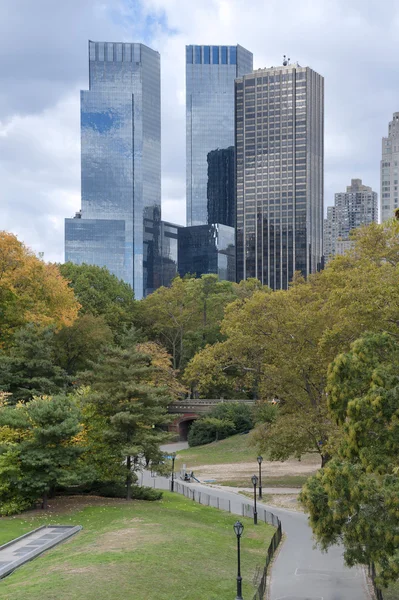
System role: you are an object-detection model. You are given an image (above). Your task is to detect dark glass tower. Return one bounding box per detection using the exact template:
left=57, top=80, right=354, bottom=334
left=235, top=63, right=324, bottom=289
left=207, top=146, right=235, bottom=227
left=186, top=45, right=253, bottom=226
left=65, top=41, right=161, bottom=300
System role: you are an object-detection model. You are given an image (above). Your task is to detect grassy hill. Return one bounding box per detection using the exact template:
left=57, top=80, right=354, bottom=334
left=0, top=493, right=275, bottom=600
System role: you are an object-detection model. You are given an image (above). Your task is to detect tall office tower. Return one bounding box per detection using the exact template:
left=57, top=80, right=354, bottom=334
left=65, top=41, right=161, bottom=300
left=324, top=179, right=378, bottom=262
left=207, top=147, right=235, bottom=227
left=235, top=62, right=324, bottom=289
left=323, top=206, right=337, bottom=263
left=186, top=45, right=253, bottom=226
left=381, top=112, right=399, bottom=222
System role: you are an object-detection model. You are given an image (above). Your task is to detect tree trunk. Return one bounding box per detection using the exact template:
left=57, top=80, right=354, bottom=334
left=126, top=455, right=132, bottom=500
left=42, top=492, right=48, bottom=510
left=321, top=453, right=331, bottom=468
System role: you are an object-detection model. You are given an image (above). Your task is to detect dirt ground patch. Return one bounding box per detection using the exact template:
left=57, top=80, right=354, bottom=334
left=23, top=495, right=129, bottom=517
left=194, top=456, right=320, bottom=483
left=93, top=525, right=166, bottom=552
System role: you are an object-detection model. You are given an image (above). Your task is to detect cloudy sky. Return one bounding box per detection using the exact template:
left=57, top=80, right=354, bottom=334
left=1, top=0, right=398, bottom=262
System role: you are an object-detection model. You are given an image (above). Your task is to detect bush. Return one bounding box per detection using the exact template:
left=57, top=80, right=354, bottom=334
left=188, top=417, right=236, bottom=447
left=209, top=402, right=254, bottom=433
left=57, top=481, right=162, bottom=501
left=0, top=497, right=33, bottom=517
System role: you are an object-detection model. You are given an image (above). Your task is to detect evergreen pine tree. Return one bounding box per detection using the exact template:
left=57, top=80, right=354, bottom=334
left=82, top=333, right=172, bottom=500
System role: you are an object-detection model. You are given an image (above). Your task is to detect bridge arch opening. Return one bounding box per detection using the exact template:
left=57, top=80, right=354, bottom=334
left=179, top=418, right=196, bottom=441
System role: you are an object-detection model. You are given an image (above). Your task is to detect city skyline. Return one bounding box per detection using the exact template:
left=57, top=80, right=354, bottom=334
left=1, top=1, right=398, bottom=263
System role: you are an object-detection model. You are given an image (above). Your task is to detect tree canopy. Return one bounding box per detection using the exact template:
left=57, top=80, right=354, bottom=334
left=0, top=232, right=79, bottom=346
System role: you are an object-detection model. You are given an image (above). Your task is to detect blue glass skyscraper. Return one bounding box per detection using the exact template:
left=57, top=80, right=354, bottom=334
left=65, top=41, right=161, bottom=300
left=186, top=44, right=253, bottom=226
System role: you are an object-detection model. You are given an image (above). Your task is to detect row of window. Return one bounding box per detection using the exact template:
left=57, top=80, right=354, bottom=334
left=186, top=45, right=237, bottom=65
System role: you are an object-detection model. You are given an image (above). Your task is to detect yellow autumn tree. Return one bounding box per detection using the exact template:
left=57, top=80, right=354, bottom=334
left=0, top=232, right=79, bottom=345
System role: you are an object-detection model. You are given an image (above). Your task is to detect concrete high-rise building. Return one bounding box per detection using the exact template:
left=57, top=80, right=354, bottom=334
left=235, top=62, right=324, bottom=289
left=65, top=41, right=161, bottom=300
left=324, top=178, right=378, bottom=262
left=186, top=45, right=253, bottom=226
left=381, top=112, right=399, bottom=222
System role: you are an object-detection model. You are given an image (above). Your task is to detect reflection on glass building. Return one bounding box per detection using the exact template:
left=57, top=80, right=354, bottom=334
left=157, top=220, right=180, bottom=288
left=178, top=224, right=236, bottom=281
left=65, top=41, right=161, bottom=300
left=186, top=45, right=253, bottom=226
left=207, top=147, right=235, bottom=227
left=235, top=63, right=324, bottom=289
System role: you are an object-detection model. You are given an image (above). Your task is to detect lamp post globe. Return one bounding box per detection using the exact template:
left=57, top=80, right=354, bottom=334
left=257, top=456, right=263, bottom=499
left=251, top=475, right=258, bottom=525
left=233, top=521, right=244, bottom=600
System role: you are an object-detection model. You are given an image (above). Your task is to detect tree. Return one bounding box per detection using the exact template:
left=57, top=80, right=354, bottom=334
left=140, top=274, right=237, bottom=372
left=53, top=314, right=113, bottom=375
left=208, top=401, right=253, bottom=433
left=59, top=263, right=136, bottom=340
left=0, top=394, right=82, bottom=511
left=300, top=333, right=399, bottom=586
left=0, top=324, right=69, bottom=403
left=0, top=232, right=79, bottom=346
left=80, top=334, right=172, bottom=499
left=187, top=417, right=236, bottom=447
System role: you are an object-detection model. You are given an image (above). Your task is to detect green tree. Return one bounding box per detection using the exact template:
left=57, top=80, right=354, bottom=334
left=59, top=263, right=136, bottom=340
left=209, top=401, right=253, bottom=433
left=0, top=324, right=69, bottom=403
left=53, top=314, right=113, bottom=375
left=81, top=333, right=172, bottom=499
left=300, top=332, right=399, bottom=585
left=0, top=394, right=82, bottom=511
left=187, top=417, right=236, bottom=447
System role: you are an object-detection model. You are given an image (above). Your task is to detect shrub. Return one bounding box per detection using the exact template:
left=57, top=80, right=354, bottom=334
left=188, top=417, right=236, bottom=447
left=209, top=402, right=254, bottom=433
left=57, top=481, right=162, bottom=501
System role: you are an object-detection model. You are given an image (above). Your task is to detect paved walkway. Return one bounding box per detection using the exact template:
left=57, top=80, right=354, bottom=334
left=142, top=469, right=371, bottom=600
left=0, top=525, right=82, bottom=579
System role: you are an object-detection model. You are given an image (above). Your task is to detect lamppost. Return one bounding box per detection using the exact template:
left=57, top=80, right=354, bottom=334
left=251, top=474, right=258, bottom=525
left=170, top=453, right=176, bottom=492
left=257, top=456, right=263, bottom=499
left=233, top=521, right=244, bottom=600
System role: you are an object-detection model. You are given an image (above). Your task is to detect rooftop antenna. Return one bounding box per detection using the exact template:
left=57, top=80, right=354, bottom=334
left=282, top=55, right=290, bottom=66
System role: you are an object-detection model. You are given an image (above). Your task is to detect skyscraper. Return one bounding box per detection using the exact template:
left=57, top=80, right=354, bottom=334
left=186, top=45, right=253, bottom=226
left=324, top=178, right=378, bottom=262
left=381, top=112, right=399, bottom=222
left=65, top=41, right=161, bottom=300
left=235, top=62, right=324, bottom=289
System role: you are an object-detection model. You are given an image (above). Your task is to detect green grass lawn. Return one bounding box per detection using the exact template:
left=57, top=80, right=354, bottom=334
left=219, top=475, right=312, bottom=488
left=0, top=493, right=275, bottom=600
left=175, top=433, right=255, bottom=468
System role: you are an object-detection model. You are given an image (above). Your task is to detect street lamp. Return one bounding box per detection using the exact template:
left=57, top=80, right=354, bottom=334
left=233, top=521, right=244, bottom=600
left=170, top=453, right=176, bottom=492
left=257, top=456, right=263, bottom=499
left=251, top=474, right=258, bottom=525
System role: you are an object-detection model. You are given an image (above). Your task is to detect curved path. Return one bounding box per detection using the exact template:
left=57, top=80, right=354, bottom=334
left=143, top=457, right=371, bottom=600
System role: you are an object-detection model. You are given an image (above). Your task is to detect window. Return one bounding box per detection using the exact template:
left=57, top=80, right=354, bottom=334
left=221, top=46, right=228, bottom=64
left=230, top=46, right=237, bottom=64
left=194, top=46, right=201, bottom=64
left=204, top=46, right=210, bottom=64
left=186, top=46, right=193, bottom=64
left=212, top=46, right=219, bottom=64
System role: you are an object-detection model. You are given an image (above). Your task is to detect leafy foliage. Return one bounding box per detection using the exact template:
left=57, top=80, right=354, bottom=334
left=59, top=262, right=136, bottom=340
left=208, top=401, right=253, bottom=433
left=0, top=324, right=69, bottom=403
left=188, top=417, right=236, bottom=447
left=0, top=232, right=79, bottom=346
left=300, top=332, right=399, bottom=584
left=0, top=395, right=83, bottom=512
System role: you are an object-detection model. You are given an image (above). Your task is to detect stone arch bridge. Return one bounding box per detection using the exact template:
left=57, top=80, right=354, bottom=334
left=167, top=399, right=255, bottom=441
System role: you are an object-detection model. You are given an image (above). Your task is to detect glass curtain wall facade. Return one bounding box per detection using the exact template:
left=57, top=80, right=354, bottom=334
left=186, top=45, right=253, bottom=226
left=235, top=64, right=324, bottom=289
left=381, top=112, right=399, bottom=222
left=65, top=41, right=161, bottom=300
left=178, top=224, right=236, bottom=281
left=207, top=146, right=235, bottom=227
